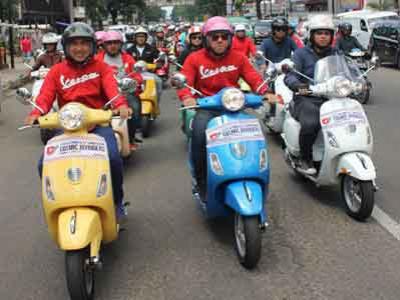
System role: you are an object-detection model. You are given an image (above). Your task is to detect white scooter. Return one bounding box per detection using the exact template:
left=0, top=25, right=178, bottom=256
left=281, top=54, right=378, bottom=221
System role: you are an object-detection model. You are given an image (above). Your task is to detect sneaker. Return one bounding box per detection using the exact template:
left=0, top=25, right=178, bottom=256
left=134, top=137, right=143, bottom=143
left=298, top=159, right=317, bottom=175
left=116, top=202, right=129, bottom=220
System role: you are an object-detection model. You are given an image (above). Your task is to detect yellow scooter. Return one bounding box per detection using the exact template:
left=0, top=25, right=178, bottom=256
left=134, top=61, right=160, bottom=138
left=16, top=84, right=133, bottom=300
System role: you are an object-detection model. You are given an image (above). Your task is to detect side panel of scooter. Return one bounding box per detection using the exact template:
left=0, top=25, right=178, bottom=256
left=318, top=98, right=374, bottom=185
left=336, top=152, right=376, bottom=181
left=282, top=112, right=301, bottom=156
left=205, top=113, right=269, bottom=218
left=58, top=208, right=103, bottom=256
left=141, top=100, right=153, bottom=115
left=224, top=181, right=263, bottom=216
left=42, top=134, right=118, bottom=244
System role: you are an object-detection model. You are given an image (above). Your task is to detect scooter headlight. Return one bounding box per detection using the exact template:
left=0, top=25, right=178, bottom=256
left=222, top=88, right=245, bottom=112
left=332, top=76, right=352, bottom=98
left=96, top=174, right=108, bottom=198
left=59, top=103, right=84, bottom=131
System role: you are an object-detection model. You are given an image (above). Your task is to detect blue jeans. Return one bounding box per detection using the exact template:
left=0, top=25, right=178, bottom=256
left=38, top=126, right=124, bottom=206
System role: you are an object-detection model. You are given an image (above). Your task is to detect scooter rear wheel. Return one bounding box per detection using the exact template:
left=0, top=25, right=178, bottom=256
left=234, top=214, right=261, bottom=269
left=141, top=115, right=152, bottom=138
left=341, top=175, right=374, bottom=222
left=65, top=248, right=94, bottom=300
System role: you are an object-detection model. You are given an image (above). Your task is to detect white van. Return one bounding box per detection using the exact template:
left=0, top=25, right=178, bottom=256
left=337, top=10, right=399, bottom=49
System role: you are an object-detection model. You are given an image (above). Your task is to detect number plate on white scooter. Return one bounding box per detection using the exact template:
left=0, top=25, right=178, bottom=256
left=43, top=135, right=108, bottom=163
left=206, top=119, right=264, bottom=147
left=320, top=108, right=366, bottom=128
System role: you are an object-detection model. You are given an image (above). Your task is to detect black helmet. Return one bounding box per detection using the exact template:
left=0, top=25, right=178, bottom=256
left=272, top=17, right=289, bottom=32
left=62, top=22, right=96, bottom=64
left=125, top=31, right=135, bottom=41
left=340, top=22, right=352, bottom=35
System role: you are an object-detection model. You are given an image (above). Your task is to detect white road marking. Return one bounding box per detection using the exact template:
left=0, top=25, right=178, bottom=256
left=372, top=205, right=400, bottom=241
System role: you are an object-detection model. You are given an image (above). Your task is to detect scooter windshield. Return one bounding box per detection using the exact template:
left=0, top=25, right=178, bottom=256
left=313, top=55, right=354, bottom=84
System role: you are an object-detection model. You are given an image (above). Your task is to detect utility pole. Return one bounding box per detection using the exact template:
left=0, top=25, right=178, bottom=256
left=69, top=0, right=74, bottom=24
left=8, top=1, right=15, bottom=69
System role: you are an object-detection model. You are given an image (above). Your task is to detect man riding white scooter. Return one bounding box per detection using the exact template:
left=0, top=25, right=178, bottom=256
left=31, top=32, right=63, bottom=71
left=24, top=22, right=132, bottom=218
left=177, top=16, right=270, bottom=199
left=284, top=15, right=338, bottom=175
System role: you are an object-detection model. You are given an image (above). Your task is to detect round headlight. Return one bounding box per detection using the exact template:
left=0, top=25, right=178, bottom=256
left=333, top=77, right=352, bottom=98
left=222, top=88, right=245, bottom=112
left=59, top=103, right=84, bottom=130
left=352, top=80, right=365, bottom=95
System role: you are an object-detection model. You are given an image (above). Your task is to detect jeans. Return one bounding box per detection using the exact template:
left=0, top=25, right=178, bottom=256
left=191, top=110, right=221, bottom=197
left=126, top=94, right=141, bottom=142
left=38, top=126, right=124, bottom=206
left=293, top=96, right=324, bottom=161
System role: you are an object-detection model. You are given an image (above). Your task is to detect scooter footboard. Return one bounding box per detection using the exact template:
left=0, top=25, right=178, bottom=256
left=58, top=208, right=103, bottom=257
left=337, top=152, right=376, bottom=181
left=224, top=181, right=263, bottom=216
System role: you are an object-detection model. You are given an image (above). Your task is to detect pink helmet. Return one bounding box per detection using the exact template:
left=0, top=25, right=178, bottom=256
left=103, top=31, right=123, bottom=43
left=202, top=16, right=233, bottom=36
left=95, top=31, right=106, bottom=44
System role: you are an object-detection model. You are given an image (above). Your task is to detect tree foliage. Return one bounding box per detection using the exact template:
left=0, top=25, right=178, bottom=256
left=171, top=5, right=199, bottom=22
left=144, top=6, right=166, bottom=22
left=195, top=0, right=226, bottom=16
left=0, top=0, right=20, bottom=22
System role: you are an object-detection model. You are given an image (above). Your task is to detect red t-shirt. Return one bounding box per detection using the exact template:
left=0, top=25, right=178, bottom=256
left=30, top=58, right=128, bottom=117
left=231, top=36, right=257, bottom=57
left=177, top=49, right=267, bottom=101
left=20, top=38, right=32, bottom=53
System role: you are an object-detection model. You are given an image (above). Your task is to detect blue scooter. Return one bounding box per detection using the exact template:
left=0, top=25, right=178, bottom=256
left=172, top=74, right=270, bottom=269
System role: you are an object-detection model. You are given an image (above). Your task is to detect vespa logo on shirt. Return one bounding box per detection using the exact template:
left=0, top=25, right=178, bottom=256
left=199, top=65, right=238, bottom=79
left=60, top=72, right=100, bottom=90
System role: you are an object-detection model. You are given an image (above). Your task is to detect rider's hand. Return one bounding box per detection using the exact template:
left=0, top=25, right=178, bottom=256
left=263, top=93, right=278, bottom=104
left=113, top=106, right=132, bottom=120
left=296, top=83, right=310, bottom=96
left=24, top=115, right=39, bottom=126
left=183, top=97, right=197, bottom=107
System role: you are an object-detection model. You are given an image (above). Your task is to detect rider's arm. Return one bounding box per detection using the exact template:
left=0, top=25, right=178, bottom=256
left=353, top=37, right=366, bottom=52
left=284, top=49, right=304, bottom=91
left=248, top=38, right=257, bottom=57
left=176, top=54, right=197, bottom=101
left=100, top=64, right=129, bottom=109
left=29, top=66, right=58, bottom=117
left=31, top=54, right=45, bottom=71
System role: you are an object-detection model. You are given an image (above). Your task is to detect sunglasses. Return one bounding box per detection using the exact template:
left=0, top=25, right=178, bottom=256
left=210, top=33, right=229, bottom=42
left=191, top=35, right=202, bottom=40
left=314, top=30, right=331, bottom=36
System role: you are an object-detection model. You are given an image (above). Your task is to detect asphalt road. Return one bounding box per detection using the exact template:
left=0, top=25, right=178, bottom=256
left=0, top=70, right=400, bottom=300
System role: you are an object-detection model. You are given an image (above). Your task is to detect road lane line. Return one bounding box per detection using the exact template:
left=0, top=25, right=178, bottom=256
left=372, top=205, right=400, bottom=241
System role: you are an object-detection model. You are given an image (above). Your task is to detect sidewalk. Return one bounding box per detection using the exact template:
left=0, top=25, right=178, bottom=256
left=0, top=55, right=31, bottom=92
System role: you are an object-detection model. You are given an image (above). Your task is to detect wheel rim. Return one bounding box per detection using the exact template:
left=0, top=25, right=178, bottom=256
left=84, top=260, right=94, bottom=295
left=343, top=176, right=362, bottom=213
left=234, top=214, right=246, bottom=259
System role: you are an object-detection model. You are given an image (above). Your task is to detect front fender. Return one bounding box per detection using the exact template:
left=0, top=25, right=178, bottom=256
left=58, top=208, right=103, bottom=257
left=224, top=181, right=263, bottom=216
left=141, top=101, right=153, bottom=114
left=337, top=152, right=376, bottom=181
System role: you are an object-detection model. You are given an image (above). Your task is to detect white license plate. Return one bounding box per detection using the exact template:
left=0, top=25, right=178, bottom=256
left=206, top=119, right=264, bottom=147
left=44, top=135, right=108, bottom=163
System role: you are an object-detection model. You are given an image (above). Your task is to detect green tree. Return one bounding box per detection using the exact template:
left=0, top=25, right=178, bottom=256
left=144, top=6, right=165, bottom=22
left=171, top=5, right=199, bottom=22
left=0, top=0, right=20, bottom=22
left=367, top=0, right=395, bottom=10
left=82, top=0, right=107, bottom=29
left=195, top=0, right=226, bottom=16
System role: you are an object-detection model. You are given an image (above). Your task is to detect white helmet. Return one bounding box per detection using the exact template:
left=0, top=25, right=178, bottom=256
left=135, top=27, right=148, bottom=37
left=235, top=24, right=246, bottom=32
left=42, top=32, right=59, bottom=44
left=168, top=25, right=175, bottom=31
left=307, top=15, right=335, bottom=34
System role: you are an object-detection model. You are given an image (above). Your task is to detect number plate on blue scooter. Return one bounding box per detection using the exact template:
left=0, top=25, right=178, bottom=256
left=206, top=119, right=264, bottom=148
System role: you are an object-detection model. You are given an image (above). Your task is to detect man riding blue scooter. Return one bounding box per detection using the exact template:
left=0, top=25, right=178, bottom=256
left=175, top=16, right=273, bottom=269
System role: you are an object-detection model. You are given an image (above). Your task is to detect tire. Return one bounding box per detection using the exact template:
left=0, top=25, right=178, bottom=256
left=341, top=175, right=375, bottom=222
left=141, top=115, right=151, bottom=138
left=65, top=249, right=94, bottom=300
left=355, top=87, right=370, bottom=104
left=40, top=129, right=55, bottom=145
left=234, top=214, right=262, bottom=269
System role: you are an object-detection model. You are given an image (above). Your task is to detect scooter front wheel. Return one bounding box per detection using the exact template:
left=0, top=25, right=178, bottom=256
left=341, top=175, right=374, bottom=221
left=65, top=249, right=95, bottom=300
left=234, top=214, right=261, bottom=269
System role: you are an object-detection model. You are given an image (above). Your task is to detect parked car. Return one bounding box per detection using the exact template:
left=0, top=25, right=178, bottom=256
left=254, top=20, right=272, bottom=44
left=369, top=20, right=400, bottom=68
left=337, top=10, right=399, bottom=49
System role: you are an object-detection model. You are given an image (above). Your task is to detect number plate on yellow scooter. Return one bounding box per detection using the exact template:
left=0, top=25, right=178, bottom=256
left=43, top=135, right=108, bottom=163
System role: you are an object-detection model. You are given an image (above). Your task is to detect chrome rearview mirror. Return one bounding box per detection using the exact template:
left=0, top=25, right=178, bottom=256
left=16, top=88, right=32, bottom=105
left=118, top=78, right=137, bottom=94
left=277, top=59, right=295, bottom=74
left=171, top=73, right=187, bottom=89
left=168, top=55, right=177, bottom=62
left=265, top=64, right=278, bottom=80
left=255, top=50, right=263, bottom=59
left=371, top=56, right=380, bottom=68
